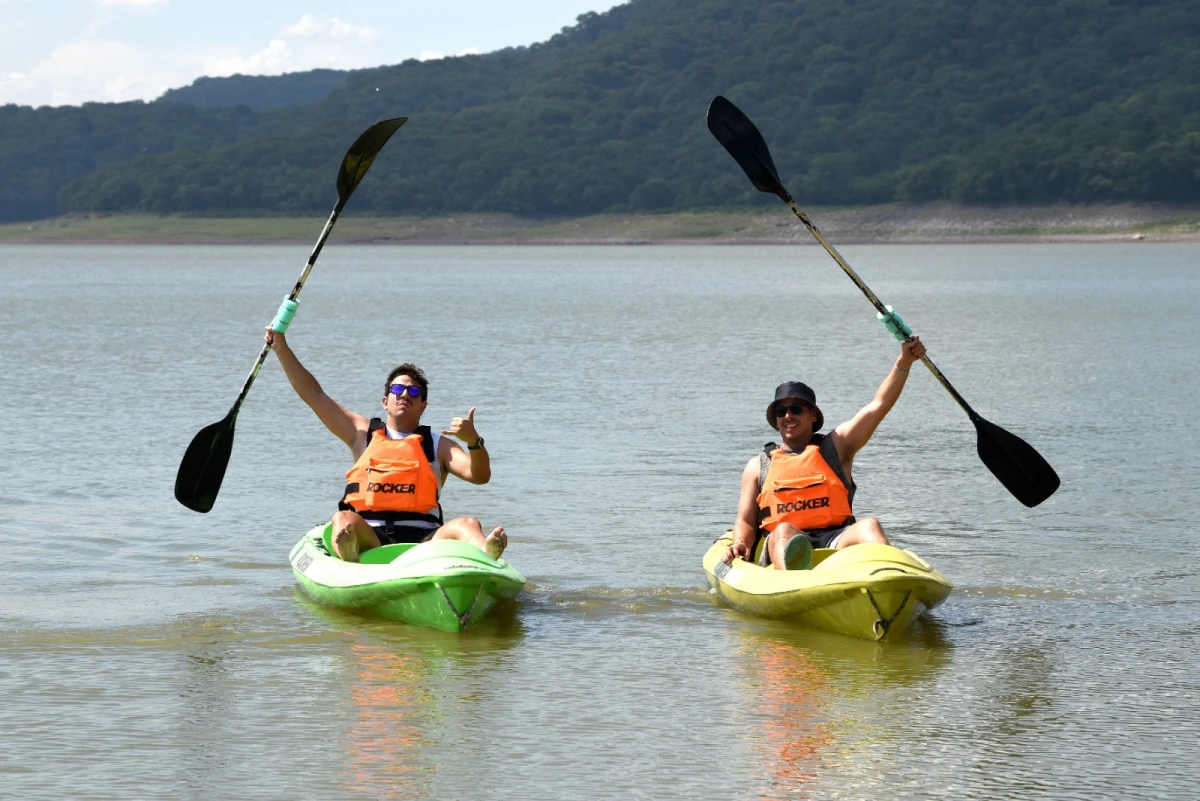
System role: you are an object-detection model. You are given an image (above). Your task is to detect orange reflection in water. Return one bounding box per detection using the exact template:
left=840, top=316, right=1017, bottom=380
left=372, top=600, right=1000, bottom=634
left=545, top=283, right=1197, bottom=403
left=341, top=642, right=438, bottom=801
left=748, top=639, right=833, bottom=801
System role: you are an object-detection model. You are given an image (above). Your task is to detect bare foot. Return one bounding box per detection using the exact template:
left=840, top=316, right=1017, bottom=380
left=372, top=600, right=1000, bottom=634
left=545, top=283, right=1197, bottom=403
left=484, top=526, right=507, bottom=560
left=332, top=523, right=361, bottom=563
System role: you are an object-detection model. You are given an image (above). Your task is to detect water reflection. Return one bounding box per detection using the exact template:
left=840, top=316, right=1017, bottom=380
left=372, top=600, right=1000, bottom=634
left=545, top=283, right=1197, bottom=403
left=174, top=617, right=237, bottom=795
left=745, top=637, right=831, bottom=798
left=964, top=639, right=1060, bottom=795
left=729, top=615, right=953, bottom=800
left=341, top=644, right=437, bottom=800
left=296, top=595, right=524, bottom=799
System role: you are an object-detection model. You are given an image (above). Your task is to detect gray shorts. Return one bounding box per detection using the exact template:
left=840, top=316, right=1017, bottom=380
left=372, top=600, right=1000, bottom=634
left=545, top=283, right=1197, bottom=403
left=756, top=526, right=847, bottom=567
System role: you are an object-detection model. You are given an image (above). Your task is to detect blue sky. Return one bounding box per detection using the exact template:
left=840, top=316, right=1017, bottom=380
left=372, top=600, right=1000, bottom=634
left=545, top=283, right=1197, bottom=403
left=0, top=0, right=624, bottom=107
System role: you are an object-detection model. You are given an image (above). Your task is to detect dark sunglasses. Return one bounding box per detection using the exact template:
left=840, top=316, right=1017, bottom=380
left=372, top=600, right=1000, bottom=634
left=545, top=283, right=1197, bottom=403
left=389, top=384, right=424, bottom=399
left=774, top=402, right=810, bottom=418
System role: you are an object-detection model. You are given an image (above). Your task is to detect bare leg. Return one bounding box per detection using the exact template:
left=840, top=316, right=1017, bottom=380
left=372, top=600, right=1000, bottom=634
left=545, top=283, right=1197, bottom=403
left=431, top=516, right=508, bottom=559
left=329, top=510, right=381, bottom=562
left=766, top=522, right=812, bottom=570
left=834, top=517, right=889, bottom=548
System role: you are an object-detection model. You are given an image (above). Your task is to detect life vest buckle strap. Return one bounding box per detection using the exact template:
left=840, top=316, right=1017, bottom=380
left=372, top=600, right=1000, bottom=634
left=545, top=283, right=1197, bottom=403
left=364, top=511, right=442, bottom=525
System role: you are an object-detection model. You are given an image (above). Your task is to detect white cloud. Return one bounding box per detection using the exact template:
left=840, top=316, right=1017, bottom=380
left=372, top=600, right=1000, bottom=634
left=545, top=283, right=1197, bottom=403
left=92, top=0, right=168, bottom=8
left=0, top=39, right=179, bottom=106
left=204, top=40, right=294, bottom=78
left=280, top=14, right=379, bottom=44
left=0, top=12, right=390, bottom=106
left=417, top=47, right=478, bottom=63
left=204, top=14, right=384, bottom=77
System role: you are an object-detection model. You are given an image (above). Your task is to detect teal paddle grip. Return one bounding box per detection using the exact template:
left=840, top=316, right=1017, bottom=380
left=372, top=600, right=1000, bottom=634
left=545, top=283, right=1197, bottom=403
left=271, top=298, right=299, bottom=333
left=877, top=305, right=912, bottom=341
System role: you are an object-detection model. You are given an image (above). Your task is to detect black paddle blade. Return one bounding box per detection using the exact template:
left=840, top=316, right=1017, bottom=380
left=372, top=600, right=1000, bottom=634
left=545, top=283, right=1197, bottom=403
left=706, top=96, right=791, bottom=202
left=974, top=416, right=1060, bottom=507
left=174, top=414, right=236, bottom=513
left=336, top=117, right=408, bottom=203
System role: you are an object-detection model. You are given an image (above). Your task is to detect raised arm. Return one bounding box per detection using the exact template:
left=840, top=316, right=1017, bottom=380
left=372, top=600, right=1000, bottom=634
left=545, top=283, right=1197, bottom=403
left=833, top=336, right=926, bottom=464
left=724, top=456, right=763, bottom=564
left=265, top=329, right=367, bottom=452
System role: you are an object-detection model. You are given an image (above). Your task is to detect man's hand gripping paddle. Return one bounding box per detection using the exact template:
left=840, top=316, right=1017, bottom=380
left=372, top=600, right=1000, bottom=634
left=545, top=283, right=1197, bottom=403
left=174, top=117, right=408, bottom=513
left=705, top=96, right=1059, bottom=507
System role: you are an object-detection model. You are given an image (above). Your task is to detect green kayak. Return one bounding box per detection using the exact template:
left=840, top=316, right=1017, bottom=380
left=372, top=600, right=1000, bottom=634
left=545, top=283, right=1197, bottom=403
left=289, top=524, right=526, bottom=632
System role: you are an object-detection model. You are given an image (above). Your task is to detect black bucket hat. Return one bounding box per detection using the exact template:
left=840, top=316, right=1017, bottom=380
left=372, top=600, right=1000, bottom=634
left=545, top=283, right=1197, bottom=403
left=766, top=381, right=824, bottom=431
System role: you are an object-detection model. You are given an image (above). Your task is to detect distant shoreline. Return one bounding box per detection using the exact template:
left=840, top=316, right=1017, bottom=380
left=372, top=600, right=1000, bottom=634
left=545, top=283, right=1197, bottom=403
left=2, top=204, right=1198, bottom=245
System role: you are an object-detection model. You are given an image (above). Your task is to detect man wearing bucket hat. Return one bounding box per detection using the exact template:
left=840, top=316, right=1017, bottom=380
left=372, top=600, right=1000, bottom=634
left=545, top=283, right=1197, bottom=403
left=723, top=336, right=926, bottom=569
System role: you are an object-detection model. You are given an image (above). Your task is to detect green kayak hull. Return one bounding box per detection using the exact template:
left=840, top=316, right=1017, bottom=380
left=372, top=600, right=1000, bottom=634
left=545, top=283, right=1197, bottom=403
left=289, top=524, right=526, bottom=632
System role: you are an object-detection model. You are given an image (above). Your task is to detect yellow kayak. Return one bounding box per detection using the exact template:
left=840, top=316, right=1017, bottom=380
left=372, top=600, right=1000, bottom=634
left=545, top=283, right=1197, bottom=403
left=703, top=532, right=953, bottom=641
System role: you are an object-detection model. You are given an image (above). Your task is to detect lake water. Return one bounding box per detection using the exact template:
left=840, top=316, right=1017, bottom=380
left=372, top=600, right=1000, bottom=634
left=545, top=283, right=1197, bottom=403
left=1, top=243, right=1197, bottom=800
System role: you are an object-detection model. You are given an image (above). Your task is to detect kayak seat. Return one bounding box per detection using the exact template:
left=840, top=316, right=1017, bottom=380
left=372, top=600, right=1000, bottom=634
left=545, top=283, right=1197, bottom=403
left=361, top=543, right=416, bottom=564
left=319, top=524, right=417, bottom=564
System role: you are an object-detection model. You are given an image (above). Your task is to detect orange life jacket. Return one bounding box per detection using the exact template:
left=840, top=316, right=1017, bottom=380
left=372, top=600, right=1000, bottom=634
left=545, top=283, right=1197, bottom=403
left=339, top=422, right=442, bottom=526
left=757, top=435, right=854, bottom=533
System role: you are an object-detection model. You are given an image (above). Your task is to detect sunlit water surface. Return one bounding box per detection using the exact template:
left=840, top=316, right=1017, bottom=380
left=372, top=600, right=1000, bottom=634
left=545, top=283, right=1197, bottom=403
left=1, top=244, right=1197, bottom=799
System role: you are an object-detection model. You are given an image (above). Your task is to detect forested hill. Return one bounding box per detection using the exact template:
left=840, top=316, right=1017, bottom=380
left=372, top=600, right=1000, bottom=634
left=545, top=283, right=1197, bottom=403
left=3, top=0, right=1198, bottom=223
left=157, top=69, right=354, bottom=110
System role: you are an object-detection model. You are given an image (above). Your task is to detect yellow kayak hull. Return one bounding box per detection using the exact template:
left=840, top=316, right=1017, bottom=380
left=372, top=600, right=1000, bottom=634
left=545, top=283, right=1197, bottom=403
left=703, top=533, right=953, bottom=641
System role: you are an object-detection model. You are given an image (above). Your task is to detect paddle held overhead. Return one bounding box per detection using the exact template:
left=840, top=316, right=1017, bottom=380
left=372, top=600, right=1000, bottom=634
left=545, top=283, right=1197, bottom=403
left=705, top=95, right=1059, bottom=508
left=174, top=117, right=409, bottom=513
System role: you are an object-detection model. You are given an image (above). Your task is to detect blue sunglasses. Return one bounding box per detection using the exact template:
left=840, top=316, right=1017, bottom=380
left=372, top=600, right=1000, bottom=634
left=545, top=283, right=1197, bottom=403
left=389, top=384, right=424, bottom=399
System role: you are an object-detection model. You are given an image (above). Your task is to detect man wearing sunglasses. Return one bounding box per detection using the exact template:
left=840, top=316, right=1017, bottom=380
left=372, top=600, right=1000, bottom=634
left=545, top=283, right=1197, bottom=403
left=723, top=336, right=926, bottom=569
left=265, top=328, right=505, bottom=563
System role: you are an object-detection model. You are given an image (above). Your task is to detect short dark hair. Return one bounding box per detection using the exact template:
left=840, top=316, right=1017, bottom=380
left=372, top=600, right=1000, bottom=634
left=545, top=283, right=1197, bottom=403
left=384, top=363, right=429, bottom=401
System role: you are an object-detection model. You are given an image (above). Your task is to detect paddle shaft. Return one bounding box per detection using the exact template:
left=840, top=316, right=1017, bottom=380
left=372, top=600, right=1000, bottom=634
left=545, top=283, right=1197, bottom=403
left=223, top=200, right=345, bottom=424
left=782, top=199, right=980, bottom=423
